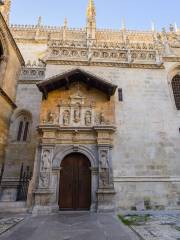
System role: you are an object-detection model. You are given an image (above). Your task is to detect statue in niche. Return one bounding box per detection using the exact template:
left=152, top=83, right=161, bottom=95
left=100, top=150, right=109, bottom=169
left=39, top=172, right=49, bottom=188
left=41, top=150, right=51, bottom=171
left=47, top=111, right=54, bottom=124
left=63, top=110, right=70, bottom=126
left=74, top=103, right=81, bottom=123
left=85, top=111, right=92, bottom=126
left=99, top=113, right=106, bottom=125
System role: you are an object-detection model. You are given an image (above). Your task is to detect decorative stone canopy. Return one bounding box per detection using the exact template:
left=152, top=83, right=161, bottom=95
left=37, top=68, right=117, bottom=99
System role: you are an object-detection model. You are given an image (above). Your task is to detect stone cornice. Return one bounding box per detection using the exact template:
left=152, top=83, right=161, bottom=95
left=0, top=13, right=25, bottom=66
left=46, top=59, right=164, bottom=69
left=0, top=87, right=16, bottom=109
left=163, top=56, right=180, bottom=62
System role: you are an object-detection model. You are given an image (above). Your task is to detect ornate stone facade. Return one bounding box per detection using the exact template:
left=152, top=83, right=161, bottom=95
left=1, top=0, right=180, bottom=213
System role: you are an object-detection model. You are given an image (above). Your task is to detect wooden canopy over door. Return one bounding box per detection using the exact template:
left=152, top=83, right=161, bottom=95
left=59, top=153, right=91, bottom=210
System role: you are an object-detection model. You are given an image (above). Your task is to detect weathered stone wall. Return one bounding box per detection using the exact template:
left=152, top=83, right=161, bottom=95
left=3, top=41, right=180, bottom=209
left=0, top=17, right=23, bottom=167
left=0, top=96, right=13, bottom=165
left=4, top=83, right=42, bottom=179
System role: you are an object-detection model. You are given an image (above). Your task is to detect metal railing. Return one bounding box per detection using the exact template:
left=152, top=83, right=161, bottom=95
left=16, top=163, right=32, bottom=201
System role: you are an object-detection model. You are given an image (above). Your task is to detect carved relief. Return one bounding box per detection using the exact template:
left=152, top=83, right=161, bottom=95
left=85, top=111, right=92, bottom=126
left=63, top=110, right=70, bottom=126
left=39, top=172, right=49, bottom=188
left=99, top=150, right=109, bottom=169
left=74, top=103, right=81, bottom=123
left=99, top=170, right=110, bottom=187
left=58, top=93, right=96, bottom=127
left=41, top=150, right=51, bottom=171
left=47, top=111, right=54, bottom=124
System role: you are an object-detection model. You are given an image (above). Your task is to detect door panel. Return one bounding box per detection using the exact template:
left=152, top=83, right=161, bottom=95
left=59, top=153, right=91, bottom=210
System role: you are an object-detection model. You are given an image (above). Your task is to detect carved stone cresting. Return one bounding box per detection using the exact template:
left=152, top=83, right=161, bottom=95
left=19, top=61, right=46, bottom=81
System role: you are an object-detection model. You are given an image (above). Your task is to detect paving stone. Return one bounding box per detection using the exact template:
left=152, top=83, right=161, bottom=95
left=0, top=213, right=139, bottom=240
left=129, top=213, right=180, bottom=240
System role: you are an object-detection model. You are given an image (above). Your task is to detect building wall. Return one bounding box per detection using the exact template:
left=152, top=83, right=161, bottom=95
left=0, top=18, right=23, bottom=166
left=4, top=60, right=180, bottom=208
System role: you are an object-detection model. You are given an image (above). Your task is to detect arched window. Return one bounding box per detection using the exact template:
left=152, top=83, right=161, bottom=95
left=172, top=75, right=180, bottom=110
left=10, top=110, right=32, bottom=143
left=16, top=115, right=31, bottom=142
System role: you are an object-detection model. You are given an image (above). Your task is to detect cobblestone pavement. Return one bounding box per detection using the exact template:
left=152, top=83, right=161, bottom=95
left=0, top=212, right=139, bottom=240
left=122, top=212, right=180, bottom=240
left=0, top=215, right=24, bottom=235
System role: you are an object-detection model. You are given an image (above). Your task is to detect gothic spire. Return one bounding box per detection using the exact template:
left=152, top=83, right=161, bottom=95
left=86, top=0, right=96, bottom=39
left=0, top=0, right=11, bottom=25
left=87, top=0, right=96, bottom=22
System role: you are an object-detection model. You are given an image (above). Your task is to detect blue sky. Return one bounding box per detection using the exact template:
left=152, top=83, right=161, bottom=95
left=10, top=0, right=180, bottom=31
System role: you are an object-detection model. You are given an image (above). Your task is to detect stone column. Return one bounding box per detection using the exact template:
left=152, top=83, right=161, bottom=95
left=94, top=126, right=116, bottom=212
left=33, top=144, right=56, bottom=215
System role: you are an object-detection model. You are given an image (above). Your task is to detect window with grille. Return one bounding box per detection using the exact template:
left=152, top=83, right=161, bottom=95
left=172, top=75, right=180, bottom=110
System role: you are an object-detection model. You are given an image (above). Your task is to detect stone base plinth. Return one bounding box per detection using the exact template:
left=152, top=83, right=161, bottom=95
left=97, top=187, right=116, bottom=212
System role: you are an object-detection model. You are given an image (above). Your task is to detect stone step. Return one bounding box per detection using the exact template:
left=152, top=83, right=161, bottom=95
left=0, top=201, right=28, bottom=213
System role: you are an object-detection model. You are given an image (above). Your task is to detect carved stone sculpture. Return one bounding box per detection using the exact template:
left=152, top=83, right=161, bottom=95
left=63, top=110, right=70, bottom=126
left=99, top=170, right=110, bottom=187
left=85, top=111, right=92, bottom=126
left=74, top=104, right=81, bottom=123
left=41, top=150, right=51, bottom=171
left=99, top=113, right=106, bottom=125
left=47, top=111, right=54, bottom=124
left=39, top=172, right=49, bottom=188
left=100, top=150, right=109, bottom=169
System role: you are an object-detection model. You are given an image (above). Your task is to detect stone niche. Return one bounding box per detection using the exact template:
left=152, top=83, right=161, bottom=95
left=32, top=69, right=117, bottom=214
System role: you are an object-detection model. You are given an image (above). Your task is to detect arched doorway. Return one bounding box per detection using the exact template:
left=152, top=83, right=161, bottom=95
left=59, top=153, right=91, bottom=210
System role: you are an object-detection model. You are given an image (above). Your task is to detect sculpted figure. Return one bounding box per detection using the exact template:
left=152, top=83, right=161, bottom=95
left=47, top=111, right=54, bottom=124
left=85, top=111, right=92, bottom=126
left=39, top=172, right=49, bottom=188
left=74, top=104, right=81, bottom=123
left=99, top=170, right=109, bottom=187
left=99, top=113, right=106, bottom=125
left=41, top=150, right=51, bottom=171
left=100, top=150, right=109, bottom=169
left=63, top=110, right=70, bottom=126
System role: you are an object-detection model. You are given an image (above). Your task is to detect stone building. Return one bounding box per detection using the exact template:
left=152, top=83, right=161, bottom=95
left=0, top=1, right=24, bottom=168
left=0, top=0, right=180, bottom=213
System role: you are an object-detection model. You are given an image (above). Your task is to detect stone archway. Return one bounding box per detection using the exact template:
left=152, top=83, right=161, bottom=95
left=59, top=153, right=91, bottom=210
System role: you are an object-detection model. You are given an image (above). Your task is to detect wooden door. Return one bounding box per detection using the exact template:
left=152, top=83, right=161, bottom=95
left=59, top=153, right=91, bottom=210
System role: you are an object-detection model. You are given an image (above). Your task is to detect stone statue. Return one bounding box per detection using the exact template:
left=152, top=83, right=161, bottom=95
left=85, top=111, right=92, bottom=126
left=99, top=113, right=106, bottom=125
left=63, top=110, right=70, bottom=126
left=41, top=150, right=51, bottom=171
left=74, top=104, right=81, bottom=123
left=47, top=111, right=54, bottom=124
left=100, top=150, right=109, bottom=169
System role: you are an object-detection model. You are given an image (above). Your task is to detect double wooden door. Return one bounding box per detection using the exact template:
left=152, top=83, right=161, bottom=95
left=59, top=153, right=91, bottom=210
